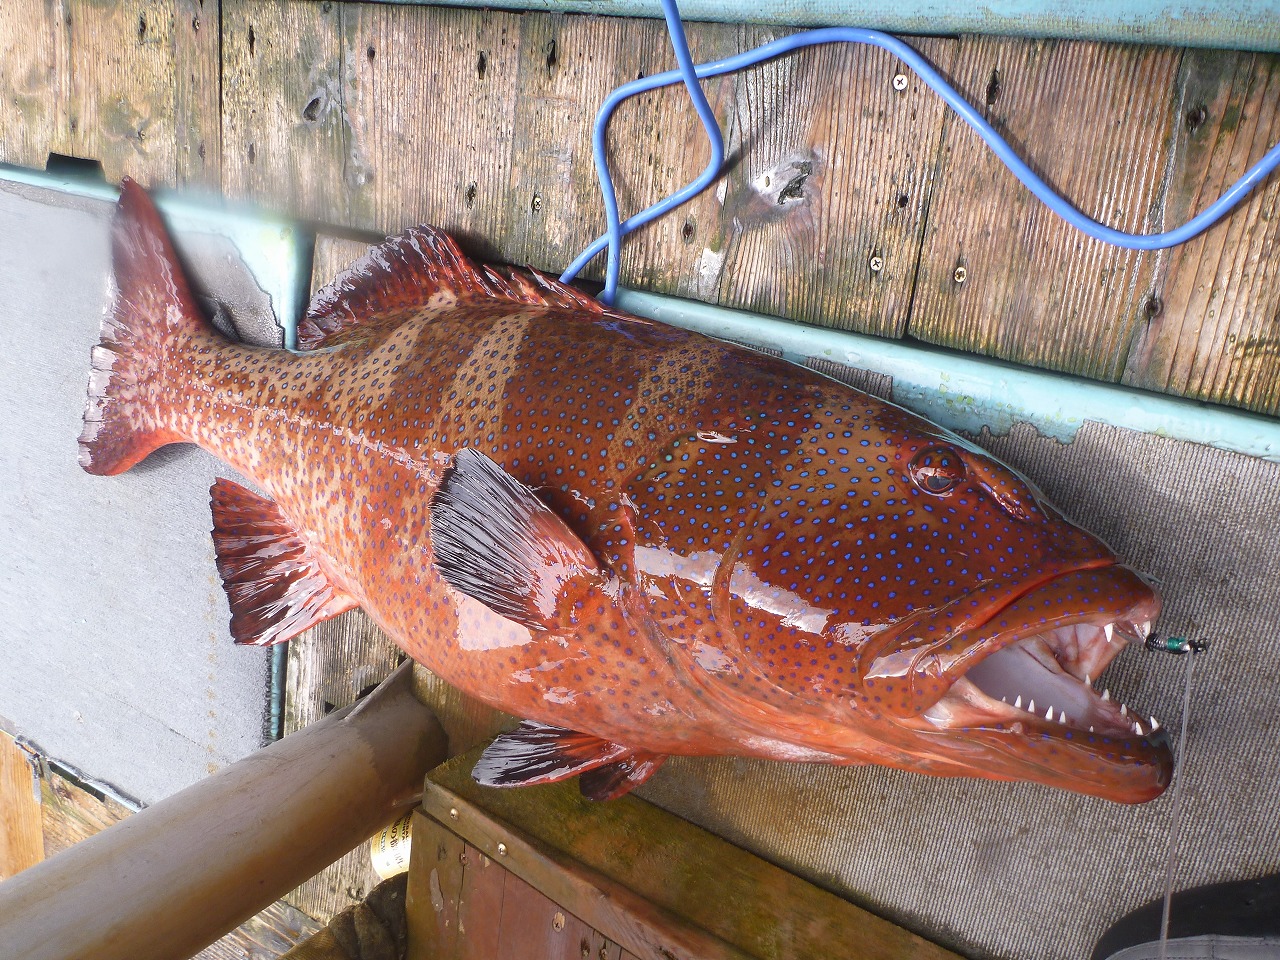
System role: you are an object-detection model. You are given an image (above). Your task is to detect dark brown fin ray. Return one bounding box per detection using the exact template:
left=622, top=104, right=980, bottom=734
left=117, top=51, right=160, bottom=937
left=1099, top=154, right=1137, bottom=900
left=298, top=226, right=631, bottom=351
left=79, top=178, right=205, bottom=475
left=429, top=447, right=603, bottom=632
left=210, top=479, right=357, bottom=646
left=578, top=752, right=667, bottom=801
left=472, top=721, right=634, bottom=788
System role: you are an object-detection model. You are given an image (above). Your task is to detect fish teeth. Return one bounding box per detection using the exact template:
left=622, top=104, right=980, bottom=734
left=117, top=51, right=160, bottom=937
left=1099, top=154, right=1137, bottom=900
left=1014, top=695, right=1022, bottom=709
left=1140, top=620, right=1151, bottom=638
left=1134, top=720, right=1144, bottom=736
left=1001, top=696, right=1008, bottom=703
left=1102, top=689, right=1110, bottom=701
left=1045, top=705, right=1054, bottom=721
left=1028, top=699, right=1036, bottom=714
left=1089, top=726, right=1095, bottom=733
left=1058, top=709, right=1066, bottom=724
left=1151, top=716, right=1161, bottom=731
left=1085, top=672, right=1092, bottom=687
left=1104, top=623, right=1114, bottom=643
left=1120, top=704, right=1127, bottom=718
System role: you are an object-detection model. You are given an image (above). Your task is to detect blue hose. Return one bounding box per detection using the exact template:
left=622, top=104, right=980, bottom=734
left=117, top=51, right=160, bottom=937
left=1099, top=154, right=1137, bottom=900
left=561, top=19, right=1280, bottom=305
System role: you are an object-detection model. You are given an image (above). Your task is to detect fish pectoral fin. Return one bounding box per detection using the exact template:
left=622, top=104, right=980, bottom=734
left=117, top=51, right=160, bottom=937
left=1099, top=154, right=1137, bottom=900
left=210, top=478, right=357, bottom=646
left=430, top=447, right=606, bottom=632
left=578, top=752, right=667, bottom=801
left=471, top=720, right=641, bottom=790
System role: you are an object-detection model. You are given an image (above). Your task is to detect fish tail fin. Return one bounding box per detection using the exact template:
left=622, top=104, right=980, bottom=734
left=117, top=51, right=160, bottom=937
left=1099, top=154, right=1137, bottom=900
left=79, top=178, right=207, bottom=475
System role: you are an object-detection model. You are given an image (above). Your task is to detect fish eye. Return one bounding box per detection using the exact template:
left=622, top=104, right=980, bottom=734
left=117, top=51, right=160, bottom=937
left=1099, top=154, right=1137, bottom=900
left=908, top=446, right=966, bottom=495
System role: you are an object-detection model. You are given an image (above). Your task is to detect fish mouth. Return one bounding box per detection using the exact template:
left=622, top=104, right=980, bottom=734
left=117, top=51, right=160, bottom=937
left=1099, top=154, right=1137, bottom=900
left=920, top=613, right=1160, bottom=741
left=873, top=564, right=1174, bottom=801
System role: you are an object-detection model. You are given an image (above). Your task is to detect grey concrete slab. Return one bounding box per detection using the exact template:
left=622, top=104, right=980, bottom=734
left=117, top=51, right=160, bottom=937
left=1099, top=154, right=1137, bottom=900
left=0, top=180, right=285, bottom=805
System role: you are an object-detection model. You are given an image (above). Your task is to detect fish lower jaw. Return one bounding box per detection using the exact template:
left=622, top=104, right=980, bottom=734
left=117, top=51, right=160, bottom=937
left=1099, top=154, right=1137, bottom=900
left=920, top=618, right=1162, bottom=742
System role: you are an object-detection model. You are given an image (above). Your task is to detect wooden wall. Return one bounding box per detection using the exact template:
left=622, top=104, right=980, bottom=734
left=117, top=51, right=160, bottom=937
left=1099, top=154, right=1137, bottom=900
left=2, top=0, right=1279, bottom=416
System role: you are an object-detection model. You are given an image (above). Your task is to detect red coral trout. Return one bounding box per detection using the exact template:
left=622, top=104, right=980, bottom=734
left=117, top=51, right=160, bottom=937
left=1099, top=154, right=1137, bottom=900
left=82, top=181, right=1172, bottom=802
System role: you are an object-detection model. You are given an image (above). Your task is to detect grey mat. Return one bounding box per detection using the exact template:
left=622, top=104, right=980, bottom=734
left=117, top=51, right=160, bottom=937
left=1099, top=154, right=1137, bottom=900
left=0, top=180, right=278, bottom=805
left=639, top=416, right=1280, bottom=960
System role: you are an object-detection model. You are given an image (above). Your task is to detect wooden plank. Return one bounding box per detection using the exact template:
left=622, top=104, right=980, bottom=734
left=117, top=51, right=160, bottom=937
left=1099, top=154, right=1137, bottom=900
left=0, top=0, right=67, bottom=171
left=910, top=37, right=1181, bottom=383
left=221, top=0, right=348, bottom=221
left=339, top=4, right=526, bottom=249
left=405, top=809, right=468, bottom=960
left=0, top=734, right=43, bottom=880
left=0, top=0, right=218, bottom=186
left=412, top=797, right=752, bottom=960
left=39, top=766, right=133, bottom=857
left=423, top=750, right=961, bottom=960
left=221, top=6, right=947, bottom=337
left=494, top=869, right=595, bottom=960
left=200, top=901, right=326, bottom=960
left=456, top=843, right=506, bottom=960
left=707, top=31, right=953, bottom=336
left=174, top=0, right=223, bottom=188
left=1122, top=48, right=1280, bottom=416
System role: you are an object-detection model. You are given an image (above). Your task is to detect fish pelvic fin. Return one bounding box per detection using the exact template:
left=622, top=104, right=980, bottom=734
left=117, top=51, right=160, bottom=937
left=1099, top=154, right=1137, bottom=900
left=473, top=721, right=663, bottom=800
left=578, top=752, right=666, bottom=801
left=430, top=447, right=607, bottom=632
left=210, top=478, right=358, bottom=646
left=297, top=225, right=632, bottom=351
left=79, top=178, right=206, bottom=476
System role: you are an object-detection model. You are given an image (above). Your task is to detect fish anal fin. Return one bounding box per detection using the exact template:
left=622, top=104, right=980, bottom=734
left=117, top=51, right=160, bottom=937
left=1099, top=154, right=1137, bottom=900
left=578, top=752, right=667, bottom=801
left=471, top=721, right=633, bottom=789
left=210, top=478, right=356, bottom=646
left=298, top=227, right=622, bottom=351
left=430, top=448, right=605, bottom=632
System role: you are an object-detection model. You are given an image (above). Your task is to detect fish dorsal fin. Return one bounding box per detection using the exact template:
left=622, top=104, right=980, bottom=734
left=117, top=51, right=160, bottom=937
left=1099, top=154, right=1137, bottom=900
left=430, top=447, right=604, bottom=632
left=471, top=721, right=636, bottom=789
left=210, top=479, right=357, bottom=645
left=578, top=752, right=666, bottom=801
left=298, top=225, right=615, bottom=350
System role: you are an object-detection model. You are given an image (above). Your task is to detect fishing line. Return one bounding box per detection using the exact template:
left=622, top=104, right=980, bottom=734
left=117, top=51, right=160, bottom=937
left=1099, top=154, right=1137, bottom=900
left=1144, top=635, right=1209, bottom=960
left=562, top=3, right=1280, bottom=306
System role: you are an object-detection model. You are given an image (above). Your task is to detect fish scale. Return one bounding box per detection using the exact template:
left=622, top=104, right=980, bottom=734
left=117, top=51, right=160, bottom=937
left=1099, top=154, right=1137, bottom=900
left=79, top=180, right=1173, bottom=803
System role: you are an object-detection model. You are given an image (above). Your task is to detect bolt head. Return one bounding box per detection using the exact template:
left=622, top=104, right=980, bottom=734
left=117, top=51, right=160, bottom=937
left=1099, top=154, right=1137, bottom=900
left=893, top=73, right=908, bottom=91
left=869, top=255, right=884, bottom=273
left=448, top=807, right=459, bottom=820
left=954, top=265, right=968, bottom=284
left=497, top=842, right=508, bottom=856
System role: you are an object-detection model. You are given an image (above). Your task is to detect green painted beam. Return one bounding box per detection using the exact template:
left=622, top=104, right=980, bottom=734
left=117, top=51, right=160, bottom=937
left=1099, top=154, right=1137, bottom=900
left=349, top=0, right=1280, bottom=53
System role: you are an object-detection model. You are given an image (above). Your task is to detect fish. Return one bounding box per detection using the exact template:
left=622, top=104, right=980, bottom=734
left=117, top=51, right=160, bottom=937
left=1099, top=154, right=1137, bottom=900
left=81, top=180, right=1172, bottom=803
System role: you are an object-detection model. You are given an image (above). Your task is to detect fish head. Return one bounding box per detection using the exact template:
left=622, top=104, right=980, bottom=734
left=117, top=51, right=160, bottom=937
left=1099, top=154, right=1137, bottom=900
left=669, top=392, right=1172, bottom=803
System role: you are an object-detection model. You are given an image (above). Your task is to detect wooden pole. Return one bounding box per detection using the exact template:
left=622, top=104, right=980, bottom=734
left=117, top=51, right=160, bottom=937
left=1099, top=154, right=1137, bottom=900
left=0, top=662, right=445, bottom=960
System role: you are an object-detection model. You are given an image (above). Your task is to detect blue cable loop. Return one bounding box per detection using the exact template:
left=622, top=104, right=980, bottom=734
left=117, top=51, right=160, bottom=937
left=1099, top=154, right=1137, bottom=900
left=561, top=22, right=1280, bottom=306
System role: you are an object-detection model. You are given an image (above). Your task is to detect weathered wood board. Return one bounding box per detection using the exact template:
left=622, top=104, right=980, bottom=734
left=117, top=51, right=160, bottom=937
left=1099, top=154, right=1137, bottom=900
left=406, top=750, right=963, bottom=960
left=0, top=733, right=43, bottom=881
left=2, top=0, right=1277, bottom=410
left=0, top=0, right=220, bottom=187
left=912, top=38, right=1280, bottom=415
